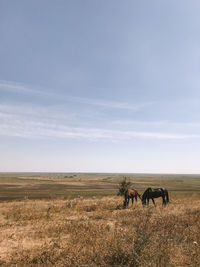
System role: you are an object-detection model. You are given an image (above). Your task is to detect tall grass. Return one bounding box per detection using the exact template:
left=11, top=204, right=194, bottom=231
left=0, top=195, right=200, bottom=266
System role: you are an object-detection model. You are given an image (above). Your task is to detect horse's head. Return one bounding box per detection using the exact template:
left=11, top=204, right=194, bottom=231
left=141, top=194, right=146, bottom=205
left=142, top=199, right=146, bottom=206
left=141, top=188, right=150, bottom=206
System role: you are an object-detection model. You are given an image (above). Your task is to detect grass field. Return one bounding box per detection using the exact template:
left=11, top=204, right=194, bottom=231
left=0, top=173, right=200, bottom=266
left=1, top=172, right=200, bottom=200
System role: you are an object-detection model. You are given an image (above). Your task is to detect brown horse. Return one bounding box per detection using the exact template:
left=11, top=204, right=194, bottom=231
left=124, top=188, right=141, bottom=208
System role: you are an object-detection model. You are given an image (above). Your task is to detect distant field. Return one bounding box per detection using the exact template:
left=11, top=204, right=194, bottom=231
left=0, top=172, right=200, bottom=201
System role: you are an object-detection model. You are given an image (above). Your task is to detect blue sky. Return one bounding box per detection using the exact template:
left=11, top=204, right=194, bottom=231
left=1, top=1, right=200, bottom=173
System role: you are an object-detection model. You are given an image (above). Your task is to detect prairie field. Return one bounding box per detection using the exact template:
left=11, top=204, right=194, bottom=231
left=0, top=173, right=200, bottom=266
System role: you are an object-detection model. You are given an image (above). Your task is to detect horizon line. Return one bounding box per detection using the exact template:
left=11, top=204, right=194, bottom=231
left=0, top=171, right=200, bottom=175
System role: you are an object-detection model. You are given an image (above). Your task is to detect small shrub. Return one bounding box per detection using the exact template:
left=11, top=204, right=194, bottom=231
left=117, top=177, right=132, bottom=196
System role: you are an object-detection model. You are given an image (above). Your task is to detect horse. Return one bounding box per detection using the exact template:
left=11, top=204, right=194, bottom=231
left=123, top=188, right=141, bottom=208
left=141, top=187, right=169, bottom=206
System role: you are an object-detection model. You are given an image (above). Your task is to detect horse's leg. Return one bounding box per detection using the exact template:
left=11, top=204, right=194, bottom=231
left=123, top=198, right=126, bottom=208
left=147, top=198, right=149, bottom=205
left=127, top=196, right=130, bottom=207
left=124, top=195, right=127, bottom=208
left=135, top=195, right=137, bottom=206
left=162, top=196, right=166, bottom=206
left=123, top=200, right=126, bottom=208
left=151, top=198, right=156, bottom=206
left=131, top=196, right=134, bottom=206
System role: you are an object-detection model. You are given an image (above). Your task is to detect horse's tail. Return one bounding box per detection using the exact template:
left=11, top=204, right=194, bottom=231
left=165, top=190, right=169, bottom=203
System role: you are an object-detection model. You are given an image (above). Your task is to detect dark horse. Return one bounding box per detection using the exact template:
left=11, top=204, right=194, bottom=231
left=124, top=188, right=141, bottom=208
left=141, top=188, right=169, bottom=206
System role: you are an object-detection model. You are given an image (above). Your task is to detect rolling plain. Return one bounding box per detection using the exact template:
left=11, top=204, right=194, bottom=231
left=0, top=173, right=200, bottom=266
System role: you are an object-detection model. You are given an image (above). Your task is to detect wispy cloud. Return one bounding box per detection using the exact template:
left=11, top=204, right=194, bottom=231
left=0, top=109, right=199, bottom=140
left=1, top=81, right=199, bottom=141
left=1, top=122, right=199, bottom=140
left=112, top=119, right=200, bottom=128
left=0, top=80, right=151, bottom=111
left=0, top=80, right=48, bottom=96
left=67, top=96, right=152, bottom=111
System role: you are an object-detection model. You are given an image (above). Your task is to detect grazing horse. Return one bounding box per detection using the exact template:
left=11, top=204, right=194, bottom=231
left=124, top=188, right=141, bottom=208
left=141, top=187, right=169, bottom=206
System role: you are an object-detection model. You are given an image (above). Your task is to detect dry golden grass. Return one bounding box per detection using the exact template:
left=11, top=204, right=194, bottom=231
left=0, top=194, right=200, bottom=266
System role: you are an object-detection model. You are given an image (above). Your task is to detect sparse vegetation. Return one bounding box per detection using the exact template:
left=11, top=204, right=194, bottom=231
left=0, top=194, right=200, bottom=266
left=0, top=173, right=200, bottom=266
left=117, top=177, right=132, bottom=196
